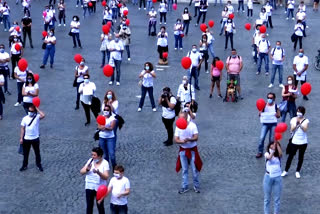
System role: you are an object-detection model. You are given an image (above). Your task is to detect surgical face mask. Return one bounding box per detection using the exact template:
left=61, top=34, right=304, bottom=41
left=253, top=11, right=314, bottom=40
left=269, top=148, right=274, bottom=154
left=103, top=111, right=110, bottom=116
left=288, top=80, right=293, bottom=85
left=299, top=53, right=304, bottom=57
left=80, top=62, right=85, bottom=66
left=73, top=18, right=77, bottom=21
left=276, top=45, right=280, bottom=49
left=84, top=79, right=89, bottom=84
left=49, top=32, right=53, bottom=36
left=267, top=98, right=273, bottom=104
left=122, top=27, right=127, bottom=30
left=145, top=66, right=150, bottom=70
left=184, top=9, right=188, bottom=12
left=93, top=158, right=100, bottom=163
left=261, top=38, right=266, bottom=41
left=27, top=78, right=32, bottom=82
left=203, top=39, right=207, bottom=42
left=297, top=112, right=303, bottom=117
left=231, top=54, right=237, bottom=58
left=182, top=80, right=187, bottom=85
left=28, top=111, right=35, bottom=117
left=151, top=8, right=154, bottom=11
left=192, top=48, right=197, bottom=53
left=47, top=9, right=49, bottom=12
left=228, top=20, right=232, bottom=23
left=115, top=38, right=119, bottom=42
left=0, top=49, right=4, bottom=53
left=14, top=38, right=18, bottom=42
left=177, top=21, right=181, bottom=24
left=114, top=173, right=121, bottom=179
left=107, top=94, right=112, bottom=100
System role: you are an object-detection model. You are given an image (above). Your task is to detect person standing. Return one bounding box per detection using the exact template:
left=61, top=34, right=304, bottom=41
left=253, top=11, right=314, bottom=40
left=19, top=105, right=45, bottom=171
left=187, top=45, right=202, bottom=90
left=1, top=2, right=11, bottom=32
left=58, top=0, right=66, bottom=27
left=281, top=106, right=309, bottom=179
left=209, top=57, right=222, bottom=98
left=80, top=147, right=110, bottom=214
left=247, top=0, right=253, bottom=19
left=269, top=41, right=285, bottom=88
left=21, top=13, right=33, bottom=48
left=252, top=26, right=262, bottom=64
left=177, top=76, right=195, bottom=107
left=257, top=34, right=271, bottom=75
left=13, top=66, right=30, bottom=107
left=281, top=75, right=297, bottom=122
left=224, top=18, right=235, bottom=50
left=138, top=62, right=156, bottom=112
left=196, top=0, right=208, bottom=25
left=256, top=92, right=280, bottom=158
left=159, top=87, right=176, bottom=146
left=102, top=6, right=113, bottom=26
left=192, top=0, right=200, bottom=18
left=173, top=19, right=183, bottom=51
left=119, top=24, right=131, bottom=61
left=259, top=7, right=268, bottom=26
left=220, top=7, right=229, bottom=36
left=175, top=111, right=202, bottom=194
left=238, top=0, right=245, bottom=12
left=314, top=0, right=319, bottom=11
left=205, top=28, right=215, bottom=59
left=226, top=49, right=243, bottom=99
left=293, top=20, right=304, bottom=50
left=139, top=0, right=146, bottom=10
left=264, top=1, right=273, bottom=28
left=100, top=33, right=112, bottom=68
left=10, top=36, right=23, bottom=78
left=22, top=73, right=39, bottom=114
left=156, top=26, right=168, bottom=64
left=158, top=0, right=167, bottom=25
left=0, top=71, right=4, bottom=120
left=70, top=15, right=82, bottom=48
left=182, top=7, right=191, bottom=36
left=40, top=29, right=56, bottom=69
left=286, top=0, right=295, bottom=20
left=293, top=49, right=309, bottom=100
left=0, top=44, right=11, bottom=95
left=199, top=34, right=209, bottom=73
left=75, top=59, right=89, bottom=110
left=148, top=7, right=157, bottom=36
left=296, top=9, right=307, bottom=37
left=108, top=34, right=124, bottom=86
left=43, top=6, right=54, bottom=31
left=263, top=141, right=282, bottom=214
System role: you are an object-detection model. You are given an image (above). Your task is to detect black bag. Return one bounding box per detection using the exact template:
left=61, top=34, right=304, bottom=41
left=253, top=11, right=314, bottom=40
left=286, top=119, right=306, bottom=154
left=93, top=129, right=100, bottom=141
left=68, top=31, right=73, bottom=36
left=91, top=96, right=101, bottom=115
left=42, top=42, right=47, bottom=49
left=73, top=78, right=77, bottom=87
left=151, top=31, right=157, bottom=36
left=174, top=99, right=182, bottom=116
left=189, top=85, right=198, bottom=113
left=115, top=114, right=125, bottom=130
left=291, top=33, right=297, bottom=42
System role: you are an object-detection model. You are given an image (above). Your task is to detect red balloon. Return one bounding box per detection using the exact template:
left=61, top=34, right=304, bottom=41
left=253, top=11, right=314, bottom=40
left=256, top=98, right=266, bottom=111
left=96, top=115, right=106, bottom=126
left=275, top=132, right=282, bottom=141
left=245, top=23, right=251, bottom=31
left=118, top=3, right=122, bottom=8
left=216, top=61, right=224, bottom=71
left=176, top=118, right=188, bottom=130
left=43, top=11, right=47, bottom=17
left=123, top=10, right=128, bottom=16
left=15, top=43, right=21, bottom=51
left=181, top=57, right=192, bottom=69
left=102, top=25, right=110, bottom=34
left=180, top=33, right=184, bottom=38
left=101, top=1, right=107, bottom=6
left=260, top=25, right=266, bottom=33
left=208, top=20, right=214, bottom=28
left=275, top=122, right=288, bottom=133
left=152, top=0, right=157, bottom=2
left=96, top=185, right=108, bottom=201
left=34, top=74, right=40, bottom=82
left=32, top=97, right=41, bottom=107
left=162, top=52, right=168, bottom=59
left=42, top=31, right=48, bottom=37
left=200, top=23, right=207, bottom=33
left=229, top=13, right=234, bottom=19
left=74, top=54, right=83, bottom=64
left=125, top=19, right=130, bottom=26
left=301, top=82, right=312, bottom=96
left=15, top=26, right=20, bottom=32
left=18, top=58, right=28, bottom=71
left=172, top=3, right=177, bottom=10
left=107, top=21, right=112, bottom=27
left=103, top=65, right=114, bottom=77
left=88, top=2, right=93, bottom=7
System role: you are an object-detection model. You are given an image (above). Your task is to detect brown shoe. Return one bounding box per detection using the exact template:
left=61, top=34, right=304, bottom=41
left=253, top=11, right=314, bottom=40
left=255, top=153, right=263, bottom=158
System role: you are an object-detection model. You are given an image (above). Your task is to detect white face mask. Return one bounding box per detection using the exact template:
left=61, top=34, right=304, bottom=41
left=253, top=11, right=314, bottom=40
left=93, top=158, right=100, bottom=163
left=297, top=112, right=303, bottom=117
left=287, top=80, right=292, bottom=85
left=269, top=148, right=275, bottom=154
left=107, top=94, right=112, bottom=100
left=103, top=111, right=110, bottom=116
left=84, top=79, right=89, bottom=84
left=192, top=48, right=197, bottom=53
left=182, top=80, right=187, bottom=85
left=73, top=18, right=77, bottom=21
left=114, top=173, right=121, bottom=179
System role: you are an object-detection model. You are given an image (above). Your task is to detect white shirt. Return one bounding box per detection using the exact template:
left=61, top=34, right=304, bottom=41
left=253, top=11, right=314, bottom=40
left=260, top=104, right=277, bottom=124
left=288, top=0, right=295, bottom=9
left=9, top=28, right=21, bottom=37
left=264, top=154, right=281, bottom=178
left=187, top=51, right=202, bottom=68
left=227, top=4, right=234, bottom=13
left=108, top=40, right=124, bottom=61
left=76, top=65, right=89, bottom=83
left=159, top=2, right=167, bottom=13
left=293, top=55, right=308, bottom=74
left=157, top=32, right=168, bottom=47
left=294, top=23, right=304, bottom=37
left=195, top=0, right=200, bottom=7
left=44, top=36, right=56, bottom=46
left=247, top=0, right=253, bottom=9
left=99, top=115, right=116, bottom=138
left=0, top=52, right=10, bottom=66
left=85, top=159, right=110, bottom=191
left=79, top=82, right=96, bottom=105
left=21, top=114, right=41, bottom=140
left=177, top=83, right=195, bottom=105
left=225, top=22, right=235, bottom=33
left=71, top=21, right=80, bottom=33
left=298, top=4, right=306, bottom=12
left=290, top=117, right=309, bottom=145
left=259, top=12, right=268, bottom=21
left=162, top=96, right=176, bottom=119
left=140, top=70, right=155, bottom=87
left=258, top=39, right=270, bottom=53
left=109, top=176, right=130, bottom=205
left=253, top=31, right=262, bottom=45
left=103, top=9, right=112, bottom=20
left=174, top=121, right=198, bottom=149
left=10, top=42, right=23, bottom=55
left=14, top=67, right=27, bottom=82
left=296, top=12, right=306, bottom=21
left=23, top=83, right=39, bottom=103
left=271, top=47, right=285, bottom=65
left=0, top=74, right=4, bottom=84
left=2, top=5, right=10, bottom=15
left=174, top=23, right=183, bottom=35
left=101, top=100, right=119, bottom=115
left=44, top=10, right=54, bottom=24
left=264, top=5, right=273, bottom=16
left=149, top=11, right=157, bottom=21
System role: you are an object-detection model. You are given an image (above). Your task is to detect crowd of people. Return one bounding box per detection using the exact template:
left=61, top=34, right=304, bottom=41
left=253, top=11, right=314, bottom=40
left=0, top=0, right=316, bottom=213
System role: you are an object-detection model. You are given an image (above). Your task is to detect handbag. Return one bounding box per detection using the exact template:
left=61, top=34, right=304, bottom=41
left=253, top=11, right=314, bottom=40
left=278, top=100, right=288, bottom=113
left=115, top=114, right=125, bottom=130
left=42, top=42, right=47, bottom=49
left=286, top=119, right=306, bottom=154
left=189, top=84, right=198, bottom=113
left=291, top=33, right=297, bottom=42
left=73, top=77, right=77, bottom=87
left=91, top=96, right=101, bottom=115
left=100, top=42, right=107, bottom=51
left=93, top=129, right=100, bottom=141
left=68, top=30, right=73, bottom=36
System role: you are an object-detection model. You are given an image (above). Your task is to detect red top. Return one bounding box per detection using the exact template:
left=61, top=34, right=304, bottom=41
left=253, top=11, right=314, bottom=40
left=283, top=85, right=297, bottom=102
left=176, top=146, right=203, bottom=173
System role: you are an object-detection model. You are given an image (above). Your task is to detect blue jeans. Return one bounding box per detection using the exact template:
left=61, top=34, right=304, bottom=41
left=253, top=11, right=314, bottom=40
left=238, top=0, right=244, bottom=11
left=287, top=9, right=294, bottom=18
left=139, top=85, right=156, bottom=108
left=220, top=20, right=226, bottom=35
left=83, top=6, right=91, bottom=17
left=76, top=0, right=83, bottom=6
left=215, top=0, right=222, bottom=5
left=99, top=137, right=116, bottom=168
left=257, top=53, right=269, bottom=73
left=112, top=8, right=118, bottom=20
left=72, top=33, right=82, bottom=47
left=42, top=45, right=55, bottom=65
left=263, top=174, right=282, bottom=214
left=208, top=43, right=215, bottom=58
left=146, top=1, right=153, bottom=12
left=258, top=123, right=276, bottom=153
left=3, top=15, right=10, bottom=30
left=281, top=101, right=296, bottom=122
left=174, top=34, right=182, bottom=49
left=183, top=21, right=190, bottom=35
left=110, top=203, right=128, bottom=214
left=270, top=64, right=283, bottom=84
left=101, top=50, right=110, bottom=66
left=17, top=82, right=24, bottom=103
left=132, top=0, right=138, bottom=4
left=125, top=45, right=130, bottom=59
left=189, top=67, right=199, bottom=89
left=167, top=0, right=173, bottom=11
left=111, top=59, right=122, bottom=82
left=180, top=150, right=200, bottom=189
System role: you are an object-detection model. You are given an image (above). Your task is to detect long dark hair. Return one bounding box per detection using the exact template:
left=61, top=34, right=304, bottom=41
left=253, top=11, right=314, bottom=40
left=212, top=57, right=220, bottom=67
left=26, top=73, right=36, bottom=86
left=266, top=141, right=282, bottom=158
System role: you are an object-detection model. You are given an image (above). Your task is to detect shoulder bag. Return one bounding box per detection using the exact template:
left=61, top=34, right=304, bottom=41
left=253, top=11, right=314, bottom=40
left=189, top=85, right=198, bottom=113
left=18, top=114, right=38, bottom=155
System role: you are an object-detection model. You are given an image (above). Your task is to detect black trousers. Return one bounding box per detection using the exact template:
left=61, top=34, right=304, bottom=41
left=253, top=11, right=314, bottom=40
left=86, top=189, right=105, bottom=214
left=225, top=32, right=234, bottom=49
left=294, top=36, right=303, bottom=50
left=197, top=11, right=206, bottom=24
left=247, top=8, right=253, bottom=17
left=81, top=101, right=98, bottom=123
left=157, top=45, right=168, bottom=60
left=0, top=66, right=9, bottom=92
left=22, top=138, right=41, bottom=167
left=160, top=12, right=166, bottom=23
left=285, top=143, right=307, bottom=172
left=11, top=54, right=21, bottom=78
left=23, top=28, right=33, bottom=47
left=162, top=117, right=175, bottom=143
left=139, top=0, right=146, bottom=8
left=267, top=16, right=273, bottom=28
left=92, top=1, right=97, bottom=13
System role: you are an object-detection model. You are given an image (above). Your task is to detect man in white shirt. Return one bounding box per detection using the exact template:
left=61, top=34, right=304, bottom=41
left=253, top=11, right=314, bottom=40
left=0, top=44, right=11, bottom=94
left=108, top=34, right=124, bottom=86
left=252, top=27, right=262, bottom=64
left=293, top=49, right=309, bottom=100
left=187, top=45, right=203, bottom=90
left=257, top=34, right=271, bottom=75
left=264, top=1, right=273, bottom=28
left=269, top=41, right=285, bottom=88
left=177, top=76, right=195, bottom=107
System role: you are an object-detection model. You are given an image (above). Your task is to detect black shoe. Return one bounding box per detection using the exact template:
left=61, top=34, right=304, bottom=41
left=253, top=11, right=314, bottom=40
left=195, top=87, right=200, bottom=91
left=85, top=122, right=90, bottom=126
left=303, top=95, right=309, bottom=100
left=73, top=46, right=77, bottom=48
left=40, top=65, right=45, bottom=69
left=163, top=140, right=169, bottom=144
left=209, top=94, right=212, bottom=98
left=19, top=166, right=27, bottom=171
left=37, top=165, right=44, bottom=172
left=50, top=64, right=53, bottom=68
left=255, top=153, right=262, bottom=158
left=31, top=45, right=34, bottom=48
left=164, top=142, right=173, bottom=146
left=75, top=106, right=79, bottom=110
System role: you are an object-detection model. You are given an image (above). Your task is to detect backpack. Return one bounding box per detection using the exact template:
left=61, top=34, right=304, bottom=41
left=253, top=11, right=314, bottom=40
left=228, top=55, right=240, bottom=61
left=271, top=48, right=284, bottom=58
left=170, top=95, right=181, bottom=117
left=262, top=104, right=278, bottom=112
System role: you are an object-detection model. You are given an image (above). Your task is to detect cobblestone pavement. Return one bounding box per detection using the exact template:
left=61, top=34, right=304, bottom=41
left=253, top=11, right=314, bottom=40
left=0, top=1, right=320, bottom=214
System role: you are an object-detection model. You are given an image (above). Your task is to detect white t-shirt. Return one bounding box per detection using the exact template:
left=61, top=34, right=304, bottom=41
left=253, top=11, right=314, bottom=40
left=23, top=83, right=39, bottom=103
left=70, top=21, right=80, bottom=33
left=293, top=55, right=308, bottom=74
left=76, top=65, right=89, bottom=83
left=149, top=11, right=157, bottom=21
left=247, top=0, right=253, bottom=9
left=290, top=117, right=309, bottom=145
left=44, top=10, right=54, bottom=24
left=187, top=51, right=202, bottom=68
left=108, top=40, right=124, bottom=61
left=157, top=32, right=168, bottom=47
left=85, top=159, right=110, bottom=191
left=140, top=70, right=155, bottom=87
left=177, top=83, right=195, bottom=106
left=162, top=96, right=176, bottom=119
left=104, top=9, right=112, bottom=20
left=44, top=36, right=56, bottom=46
left=294, top=23, right=304, bottom=37
left=0, top=52, right=10, bottom=66
left=258, top=39, right=270, bottom=53
left=10, top=42, right=23, bottom=55
left=21, top=114, right=41, bottom=140
left=159, top=2, right=167, bottom=13
left=264, top=5, right=273, bottom=16
left=0, top=74, right=4, bottom=84
left=296, top=12, right=306, bottom=21
left=101, top=101, right=119, bottom=115
left=174, top=121, right=198, bottom=149
left=227, top=5, right=234, bottom=13
left=271, top=48, right=285, bottom=65
left=2, top=6, right=10, bottom=15
left=14, top=67, right=27, bottom=83
left=108, top=176, right=130, bottom=205
left=225, top=22, right=235, bottom=33
left=259, top=12, right=268, bottom=22
left=288, top=0, right=295, bottom=9
left=99, top=115, right=116, bottom=139
left=253, top=31, right=262, bottom=45
left=264, top=154, right=281, bottom=178
left=79, top=82, right=96, bottom=105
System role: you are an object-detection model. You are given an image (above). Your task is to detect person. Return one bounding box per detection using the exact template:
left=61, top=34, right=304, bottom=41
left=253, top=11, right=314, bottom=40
left=58, top=0, right=66, bottom=27
left=198, top=35, right=209, bottom=74
left=183, top=102, right=196, bottom=123
left=19, top=105, right=45, bottom=171
left=191, top=0, right=200, bottom=18
left=296, top=8, right=307, bottom=37
left=146, top=0, right=153, bottom=12
left=0, top=71, right=4, bottom=120
left=224, top=18, right=235, bottom=50
left=157, top=26, right=168, bottom=64
left=40, top=29, right=56, bottom=69
left=177, top=76, right=195, bottom=107
left=76, top=0, right=84, bottom=7
left=209, top=57, right=222, bottom=98
left=101, top=90, right=119, bottom=116
left=281, top=106, right=309, bottom=179
left=226, top=49, right=243, bottom=99
left=252, top=25, right=262, bottom=64
left=110, top=0, right=118, bottom=22
left=187, top=45, right=203, bottom=90
left=158, top=0, right=167, bottom=25
left=91, top=0, right=97, bottom=13
left=22, top=0, right=31, bottom=17
left=102, top=5, right=113, bottom=26
left=119, top=4, right=128, bottom=18
left=264, top=1, right=273, bottom=28
left=256, top=92, right=280, bottom=158
left=79, top=74, right=98, bottom=126
left=108, top=34, right=124, bottom=86
left=293, top=49, right=308, bottom=100
left=196, top=0, right=208, bottom=25
left=226, top=77, right=236, bottom=102
left=159, top=87, right=176, bottom=146
left=293, top=20, right=304, bottom=50
left=226, top=1, right=234, bottom=14
left=119, top=24, right=131, bottom=61
left=9, top=22, right=22, bottom=48
left=80, top=147, right=110, bottom=214
left=175, top=111, right=202, bottom=194
left=214, top=0, right=222, bottom=6
left=220, top=6, right=229, bottom=36
left=247, top=0, right=253, bottom=18
left=263, top=141, right=282, bottom=214
left=75, top=59, right=89, bottom=110
left=205, top=28, right=215, bottom=59
left=281, top=75, right=297, bottom=122
left=70, top=16, right=82, bottom=48
left=10, top=36, right=23, bottom=78
left=43, top=5, right=54, bottom=31
left=22, top=73, right=39, bottom=114
left=138, top=62, right=156, bottom=112
left=182, top=7, right=191, bottom=36
left=269, top=41, right=285, bottom=88
left=1, top=1, right=11, bottom=31
left=314, top=0, right=319, bottom=11
left=83, top=0, right=91, bottom=18
left=139, top=0, right=146, bottom=10
left=0, top=44, right=11, bottom=95
left=148, top=7, right=157, bottom=36
left=98, top=165, right=130, bottom=214
left=100, top=33, right=112, bottom=68
left=238, top=0, right=245, bottom=12
left=14, top=66, right=32, bottom=107
left=286, top=0, right=295, bottom=20
left=257, top=34, right=271, bottom=75
left=173, top=19, right=183, bottom=51
left=21, top=13, right=33, bottom=48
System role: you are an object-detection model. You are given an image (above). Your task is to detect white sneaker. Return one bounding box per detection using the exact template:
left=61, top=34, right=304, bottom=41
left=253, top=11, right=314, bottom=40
left=281, top=171, right=288, bottom=177
left=164, top=22, right=166, bottom=24
left=152, top=108, right=157, bottom=112
left=268, top=83, right=274, bottom=88
left=109, top=81, right=113, bottom=85
left=286, top=17, right=289, bottom=20
left=174, top=48, right=177, bottom=50
left=292, top=17, right=295, bottom=20
left=206, top=70, right=209, bottom=74
left=144, top=8, right=146, bottom=10
left=180, top=48, right=183, bottom=50
left=137, top=108, right=142, bottom=112
left=279, top=84, right=284, bottom=88
left=138, top=8, right=141, bottom=10
left=306, top=26, right=309, bottom=29
left=128, top=58, right=131, bottom=61
left=159, top=22, right=162, bottom=25
left=116, top=82, right=120, bottom=86
left=64, top=24, right=66, bottom=27
left=76, top=5, right=78, bottom=7
left=58, top=24, right=61, bottom=27
left=14, top=102, right=21, bottom=107
left=295, top=172, right=301, bottom=179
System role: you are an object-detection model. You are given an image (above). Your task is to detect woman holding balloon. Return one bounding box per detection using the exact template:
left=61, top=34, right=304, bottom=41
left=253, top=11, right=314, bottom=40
left=281, top=75, right=297, bottom=122
left=10, top=36, right=23, bottom=78
left=40, top=29, right=56, bottom=69
left=209, top=57, right=223, bottom=99
left=75, top=58, right=89, bottom=110
left=22, top=73, right=39, bottom=114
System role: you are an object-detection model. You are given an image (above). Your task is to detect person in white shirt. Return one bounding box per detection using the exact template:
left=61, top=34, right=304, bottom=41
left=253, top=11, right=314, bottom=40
left=100, top=33, right=112, bottom=68
left=80, top=147, right=110, bottom=214
left=138, top=62, right=156, bottom=112
left=83, top=0, right=91, bottom=18
left=19, top=105, right=45, bottom=171
left=247, top=0, right=253, bottom=18
left=173, top=19, right=184, bottom=50
left=0, top=72, right=5, bottom=120
left=75, top=59, right=89, bottom=109
left=196, top=0, right=208, bottom=25
left=43, top=5, right=54, bottom=31
left=40, top=29, right=56, bottom=69
left=139, top=0, right=147, bottom=10
left=14, top=67, right=32, bottom=107
left=257, top=34, right=271, bottom=75
left=58, top=0, right=66, bottom=26
left=264, top=1, right=273, bottom=28
left=199, top=34, right=209, bottom=73
left=293, top=20, right=304, bottom=51
left=119, top=24, right=131, bottom=61
left=157, top=26, right=168, bottom=63
left=102, top=5, right=113, bottom=26
left=1, top=2, right=11, bottom=31
left=158, top=0, right=167, bottom=24
left=295, top=9, right=307, bottom=37
left=70, top=16, right=82, bottom=48
left=252, top=26, right=262, bottom=64
left=182, top=7, right=191, bottom=36
left=259, top=7, right=268, bottom=26
left=286, top=0, right=295, bottom=20
left=187, top=45, right=203, bottom=90
left=238, top=0, right=245, bottom=12
left=148, top=7, right=157, bottom=36
left=109, top=0, right=118, bottom=22
left=269, top=41, right=285, bottom=88
left=177, top=76, right=195, bottom=107
left=108, top=34, right=124, bottom=86
left=0, top=44, right=11, bottom=94
left=190, top=0, right=200, bottom=18
left=226, top=1, right=234, bottom=13
left=293, top=49, right=309, bottom=100
left=220, top=6, right=229, bottom=35
left=22, top=73, right=39, bottom=114
left=224, top=18, right=235, bottom=50
left=282, top=106, right=309, bottom=179
left=10, top=36, right=23, bottom=78
left=78, top=74, right=98, bottom=126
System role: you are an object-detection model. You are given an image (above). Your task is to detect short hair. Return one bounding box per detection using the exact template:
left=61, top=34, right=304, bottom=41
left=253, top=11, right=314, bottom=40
left=163, top=87, right=170, bottom=93
left=114, top=165, right=124, bottom=172
left=297, top=106, right=306, bottom=115
left=267, top=92, right=276, bottom=99
left=231, top=49, right=237, bottom=52
left=276, top=41, right=281, bottom=45
left=83, top=74, right=90, bottom=78
left=92, top=147, right=104, bottom=157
